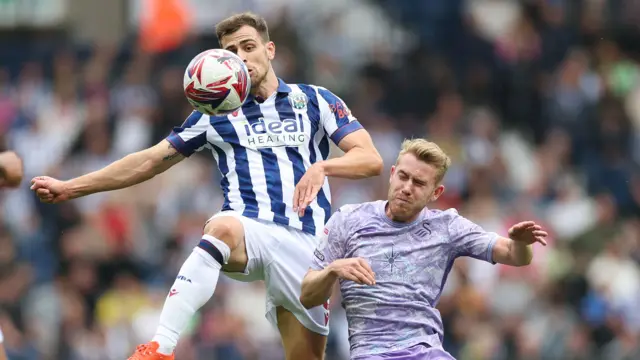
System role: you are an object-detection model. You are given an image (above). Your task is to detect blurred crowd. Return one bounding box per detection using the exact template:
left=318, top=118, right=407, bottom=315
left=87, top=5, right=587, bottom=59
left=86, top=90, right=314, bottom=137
left=1, top=0, right=640, bottom=359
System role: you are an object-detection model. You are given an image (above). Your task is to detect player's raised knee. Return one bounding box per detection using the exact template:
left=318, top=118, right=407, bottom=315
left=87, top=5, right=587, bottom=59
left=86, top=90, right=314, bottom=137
left=203, top=216, right=244, bottom=249
left=197, top=216, right=245, bottom=267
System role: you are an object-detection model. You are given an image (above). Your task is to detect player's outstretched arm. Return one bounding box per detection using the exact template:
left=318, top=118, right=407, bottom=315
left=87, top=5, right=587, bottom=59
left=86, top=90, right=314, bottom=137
left=300, top=258, right=375, bottom=309
left=492, top=221, right=548, bottom=266
left=30, top=140, right=184, bottom=203
left=449, top=213, right=549, bottom=267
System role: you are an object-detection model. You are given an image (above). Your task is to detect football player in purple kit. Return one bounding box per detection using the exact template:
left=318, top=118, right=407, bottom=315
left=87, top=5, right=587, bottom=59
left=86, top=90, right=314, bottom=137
left=300, top=138, right=548, bottom=360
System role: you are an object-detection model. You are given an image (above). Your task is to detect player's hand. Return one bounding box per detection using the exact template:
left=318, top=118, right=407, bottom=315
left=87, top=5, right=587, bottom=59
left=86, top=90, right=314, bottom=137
left=30, top=176, right=71, bottom=204
left=0, top=151, right=23, bottom=189
left=328, top=257, right=376, bottom=286
left=293, top=163, right=326, bottom=217
left=508, top=221, right=548, bottom=246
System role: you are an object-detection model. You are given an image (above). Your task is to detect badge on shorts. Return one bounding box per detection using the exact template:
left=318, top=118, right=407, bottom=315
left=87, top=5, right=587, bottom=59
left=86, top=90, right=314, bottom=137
left=288, top=92, right=308, bottom=111
left=314, top=229, right=329, bottom=261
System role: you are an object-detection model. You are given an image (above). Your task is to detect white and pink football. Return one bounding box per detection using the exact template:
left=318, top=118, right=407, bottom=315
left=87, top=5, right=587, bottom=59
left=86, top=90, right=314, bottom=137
left=183, top=49, right=251, bottom=115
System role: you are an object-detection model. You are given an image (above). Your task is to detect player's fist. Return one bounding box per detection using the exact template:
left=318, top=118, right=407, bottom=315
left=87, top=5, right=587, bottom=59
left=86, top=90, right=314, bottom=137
left=0, top=151, right=23, bottom=188
left=30, top=176, right=71, bottom=204
left=328, top=257, right=376, bottom=286
left=508, top=221, right=548, bottom=246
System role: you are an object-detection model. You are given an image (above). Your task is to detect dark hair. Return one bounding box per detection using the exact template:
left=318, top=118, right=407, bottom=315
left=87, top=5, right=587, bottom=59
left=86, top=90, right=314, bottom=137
left=215, top=12, right=270, bottom=44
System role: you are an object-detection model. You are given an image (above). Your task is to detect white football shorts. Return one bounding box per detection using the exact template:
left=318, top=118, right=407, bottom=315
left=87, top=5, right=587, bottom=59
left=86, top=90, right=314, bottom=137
left=208, top=210, right=330, bottom=336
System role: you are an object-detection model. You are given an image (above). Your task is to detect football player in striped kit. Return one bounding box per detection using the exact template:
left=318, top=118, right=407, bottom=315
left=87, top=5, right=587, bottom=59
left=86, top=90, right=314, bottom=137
left=31, top=12, right=383, bottom=360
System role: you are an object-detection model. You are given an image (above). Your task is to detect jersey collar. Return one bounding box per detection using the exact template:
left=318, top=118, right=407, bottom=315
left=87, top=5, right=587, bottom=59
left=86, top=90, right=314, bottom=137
left=277, top=78, right=292, bottom=93
left=246, top=78, right=291, bottom=104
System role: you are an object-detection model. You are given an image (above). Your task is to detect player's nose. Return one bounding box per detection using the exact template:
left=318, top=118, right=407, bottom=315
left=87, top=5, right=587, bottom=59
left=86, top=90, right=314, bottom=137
left=237, top=51, right=248, bottom=62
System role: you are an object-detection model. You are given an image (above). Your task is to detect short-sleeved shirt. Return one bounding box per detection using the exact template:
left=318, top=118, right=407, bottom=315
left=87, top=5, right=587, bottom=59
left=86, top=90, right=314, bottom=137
left=311, top=200, right=498, bottom=358
left=166, top=78, right=362, bottom=236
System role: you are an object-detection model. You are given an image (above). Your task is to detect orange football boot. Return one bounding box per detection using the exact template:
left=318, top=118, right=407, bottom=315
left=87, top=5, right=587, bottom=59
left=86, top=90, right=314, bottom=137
left=128, top=341, right=175, bottom=360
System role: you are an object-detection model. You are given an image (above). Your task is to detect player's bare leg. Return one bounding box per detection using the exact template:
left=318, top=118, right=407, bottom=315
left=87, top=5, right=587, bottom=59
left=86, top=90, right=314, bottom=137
left=277, top=306, right=327, bottom=360
left=128, top=216, right=247, bottom=360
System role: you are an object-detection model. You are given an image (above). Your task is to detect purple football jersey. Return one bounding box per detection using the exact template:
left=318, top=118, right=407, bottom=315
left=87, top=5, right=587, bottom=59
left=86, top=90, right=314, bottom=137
left=311, top=200, right=498, bottom=359
left=353, top=343, right=455, bottom=360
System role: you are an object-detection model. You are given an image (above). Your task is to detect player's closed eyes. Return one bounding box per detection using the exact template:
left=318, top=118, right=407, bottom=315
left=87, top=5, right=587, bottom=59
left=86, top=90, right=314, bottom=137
left=398, top=172, right=426, bottom=188
left=398, top=172, right=413, bottom=183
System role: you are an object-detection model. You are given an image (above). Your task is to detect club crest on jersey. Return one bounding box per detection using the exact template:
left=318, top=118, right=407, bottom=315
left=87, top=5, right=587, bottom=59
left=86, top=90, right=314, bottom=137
left=243, top=116, right=306, bottom=148
left=288, top=92, right=308, bottom=111
left=415, top=221, right=431, bottom=237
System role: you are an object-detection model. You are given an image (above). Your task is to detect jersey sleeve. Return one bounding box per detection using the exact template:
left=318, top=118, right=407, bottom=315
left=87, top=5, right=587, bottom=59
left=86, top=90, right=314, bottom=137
left=165, top=111, right=210, bottom=157
left=448, top=211, right=498, bottom=264
left=316, top=87, right=363, bottom=145
left=310, top=209, right=349, bottom=270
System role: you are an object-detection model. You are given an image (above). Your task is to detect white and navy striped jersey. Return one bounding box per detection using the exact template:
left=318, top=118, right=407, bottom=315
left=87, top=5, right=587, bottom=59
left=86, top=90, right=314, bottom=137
left=166, top=79, right=363, bottom=236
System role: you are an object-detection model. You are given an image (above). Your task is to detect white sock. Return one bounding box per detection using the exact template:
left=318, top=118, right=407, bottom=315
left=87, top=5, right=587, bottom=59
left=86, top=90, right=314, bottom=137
left=152, top=237, right=230, bottom=355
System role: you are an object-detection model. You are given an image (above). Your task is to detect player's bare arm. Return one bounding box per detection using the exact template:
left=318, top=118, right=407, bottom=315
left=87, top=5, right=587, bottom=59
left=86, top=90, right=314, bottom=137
left=294, top=129, right=383, bottom=216
left=30, top=140, right=185, bottom=203
left=491, top=221, right=548, bottom=266
left=300, top=257, right=375, bottom=309
left=321, top=129, right=383, bottom=179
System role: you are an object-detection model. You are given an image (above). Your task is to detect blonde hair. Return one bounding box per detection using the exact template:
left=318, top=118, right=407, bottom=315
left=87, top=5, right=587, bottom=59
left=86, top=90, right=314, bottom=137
left=397, top=138, right=451, bottom=183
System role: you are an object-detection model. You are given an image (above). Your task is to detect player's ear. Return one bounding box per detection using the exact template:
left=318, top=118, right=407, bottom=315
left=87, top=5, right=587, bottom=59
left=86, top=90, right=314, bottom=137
left=431, top=184, right=445, bottom=202
left=389, top=165, right=396, bottom=183
left=266, top=41, right=275, bottom=60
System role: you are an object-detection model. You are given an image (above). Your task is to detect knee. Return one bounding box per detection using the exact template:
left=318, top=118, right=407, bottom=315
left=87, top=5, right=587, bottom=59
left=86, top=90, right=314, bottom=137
left=203, top=216, right=244, bottom=250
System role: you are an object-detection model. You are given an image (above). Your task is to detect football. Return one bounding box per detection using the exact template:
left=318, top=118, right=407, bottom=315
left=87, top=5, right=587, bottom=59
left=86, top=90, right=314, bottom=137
left=183, top=49, right=251, bottom=115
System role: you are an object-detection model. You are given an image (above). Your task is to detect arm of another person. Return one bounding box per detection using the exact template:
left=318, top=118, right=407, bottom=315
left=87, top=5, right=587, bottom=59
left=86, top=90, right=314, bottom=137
left=449, top=212, right=548, bottom=267
left=293, top=88, right=383, bottom=215
left=31, top=111, right=210, bottom=202
left=316, top=87, right=383, bottom=179
left=491, top=221, right=548, bottom=266
left=300, top=209, right=375, bottom=309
